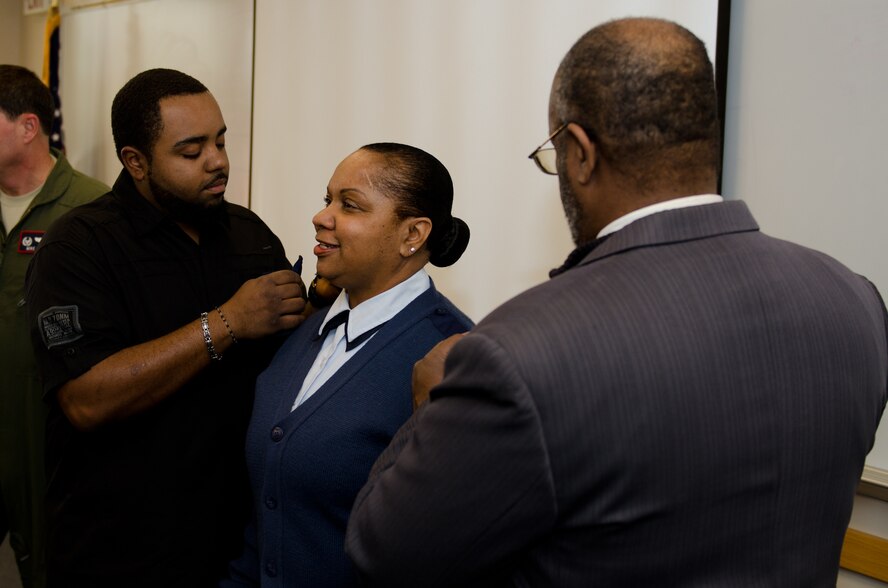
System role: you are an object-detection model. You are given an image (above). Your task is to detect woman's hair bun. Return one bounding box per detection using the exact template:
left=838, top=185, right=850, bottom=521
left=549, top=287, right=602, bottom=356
left=429, top=216, right=470, bottom=267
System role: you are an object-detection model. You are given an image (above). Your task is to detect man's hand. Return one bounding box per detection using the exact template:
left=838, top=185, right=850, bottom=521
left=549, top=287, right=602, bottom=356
left=223, top=269, right=307, bottom=339
left=412, top=333, right=467, bottom=410
left=53, top=269, right=307, bottom=430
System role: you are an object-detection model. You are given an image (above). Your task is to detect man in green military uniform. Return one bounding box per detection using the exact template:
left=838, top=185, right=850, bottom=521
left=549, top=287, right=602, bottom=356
left=0, top=64, right=108, bottom=588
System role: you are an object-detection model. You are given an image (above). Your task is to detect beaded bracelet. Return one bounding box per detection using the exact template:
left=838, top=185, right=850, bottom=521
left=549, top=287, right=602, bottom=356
left=200, top=312, right=222, bottom=361
left=215, top=306, right=238, bottom=344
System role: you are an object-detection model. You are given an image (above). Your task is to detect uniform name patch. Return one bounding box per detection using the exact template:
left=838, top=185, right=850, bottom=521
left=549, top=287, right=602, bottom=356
left=38, top=305, right=84, bottom=349
left=18, top=230, right=45, bottom=254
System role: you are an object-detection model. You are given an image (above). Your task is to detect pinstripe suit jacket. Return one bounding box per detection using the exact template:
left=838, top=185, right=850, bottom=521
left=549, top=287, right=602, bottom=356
left=346, top=200, right=888, bottom=587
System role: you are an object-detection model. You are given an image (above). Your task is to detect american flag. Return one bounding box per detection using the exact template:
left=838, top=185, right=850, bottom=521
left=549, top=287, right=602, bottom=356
left=42, top=0, right=64, bottom=152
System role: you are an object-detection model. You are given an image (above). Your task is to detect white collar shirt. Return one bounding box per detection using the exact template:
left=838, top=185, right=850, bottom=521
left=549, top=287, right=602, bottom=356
left=291, top=268, right=431, bottom=410
left=597, top=194, right=724, bottom=238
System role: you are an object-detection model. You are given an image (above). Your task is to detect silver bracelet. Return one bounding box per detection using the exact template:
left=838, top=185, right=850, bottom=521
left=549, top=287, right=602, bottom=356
left=200, top=312, right=222, bottom=361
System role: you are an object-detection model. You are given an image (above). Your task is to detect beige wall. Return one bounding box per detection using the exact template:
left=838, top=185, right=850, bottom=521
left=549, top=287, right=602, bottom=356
left=19, top=13, right=45, bottom=72
left=0, top=1, right=44, bottom=69
left=0, top=0, right=22, bottom=63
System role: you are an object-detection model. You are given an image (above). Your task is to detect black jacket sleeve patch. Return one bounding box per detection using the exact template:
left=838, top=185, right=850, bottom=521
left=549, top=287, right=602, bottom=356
left=37, top=305, right=84, bottom=349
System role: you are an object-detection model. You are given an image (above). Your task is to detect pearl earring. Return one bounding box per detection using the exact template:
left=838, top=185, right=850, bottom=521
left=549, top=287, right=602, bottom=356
left=409, top=247, right=416, bottom=254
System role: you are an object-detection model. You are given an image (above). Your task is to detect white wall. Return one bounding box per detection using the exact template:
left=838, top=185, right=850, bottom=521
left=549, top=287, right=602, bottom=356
left=722, top=0, right=888, bottom=482
left=250, top=0, right=719, bottom=322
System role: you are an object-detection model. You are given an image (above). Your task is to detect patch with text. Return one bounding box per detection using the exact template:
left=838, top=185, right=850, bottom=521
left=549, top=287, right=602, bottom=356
left=38, top=305, right=84, bottom=349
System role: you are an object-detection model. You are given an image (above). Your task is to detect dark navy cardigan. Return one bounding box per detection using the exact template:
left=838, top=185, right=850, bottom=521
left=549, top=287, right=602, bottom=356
left=223, top=284, right=473, bottom=587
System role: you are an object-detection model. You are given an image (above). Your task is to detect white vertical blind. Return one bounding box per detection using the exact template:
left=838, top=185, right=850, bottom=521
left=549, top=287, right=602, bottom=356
left=251, top=0, right=719, bottom=321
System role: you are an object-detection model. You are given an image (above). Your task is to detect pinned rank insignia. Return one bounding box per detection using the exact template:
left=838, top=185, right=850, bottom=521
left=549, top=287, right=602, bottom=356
left=38, top=305, right=84, bottom=349
left=18, top=230, right=45, bottom=254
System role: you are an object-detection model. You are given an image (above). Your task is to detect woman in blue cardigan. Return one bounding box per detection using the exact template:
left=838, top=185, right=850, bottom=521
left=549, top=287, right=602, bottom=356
left=223, top=143, right=473, bottom=587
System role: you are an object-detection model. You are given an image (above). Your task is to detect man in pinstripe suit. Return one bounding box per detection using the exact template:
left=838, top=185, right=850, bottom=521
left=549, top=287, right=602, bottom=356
left=346, top=17, right=888, bottom=587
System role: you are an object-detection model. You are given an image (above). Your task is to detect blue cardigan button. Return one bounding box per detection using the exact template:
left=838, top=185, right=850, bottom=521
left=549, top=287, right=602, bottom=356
left=270, top=426, right=284, bottom=442
left=265, top=561, right=277, bottom=577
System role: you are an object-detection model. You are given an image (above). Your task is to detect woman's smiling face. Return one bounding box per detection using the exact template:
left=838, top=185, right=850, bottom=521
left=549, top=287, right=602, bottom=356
left=312, top=149, right=413, bottom=307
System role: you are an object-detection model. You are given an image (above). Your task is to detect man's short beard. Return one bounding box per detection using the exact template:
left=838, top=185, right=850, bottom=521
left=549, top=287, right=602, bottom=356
left=148, top=173, right=226, bottom=226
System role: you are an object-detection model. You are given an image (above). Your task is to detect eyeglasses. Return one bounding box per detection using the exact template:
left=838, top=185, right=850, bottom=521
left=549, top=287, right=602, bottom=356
left=528, top=122, right=568, bottom=175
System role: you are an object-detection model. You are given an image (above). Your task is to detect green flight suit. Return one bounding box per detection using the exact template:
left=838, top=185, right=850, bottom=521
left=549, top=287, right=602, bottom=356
left=0, top=149, right=108, bottom=588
